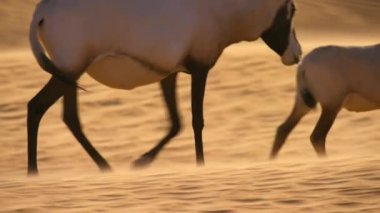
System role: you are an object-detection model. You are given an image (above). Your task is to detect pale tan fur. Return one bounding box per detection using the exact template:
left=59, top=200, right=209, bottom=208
left=271, top=44, right=380, bottom=158
left=300, top=44, right=380, bottom=112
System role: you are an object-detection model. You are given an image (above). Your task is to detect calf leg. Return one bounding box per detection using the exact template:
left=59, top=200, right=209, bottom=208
left=271, top=95, right=311, bottom=159
left=27, top=77, right=70, bottom=175
left=310, top=106, right=340, bottom=157
left=63, top=86, right=111, bottom=171
left=133, top=73, right=181, bottom=168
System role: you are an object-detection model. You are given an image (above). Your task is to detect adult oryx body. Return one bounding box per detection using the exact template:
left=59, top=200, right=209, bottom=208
left=31, top=0, right=300, bottom=88
left=28, top=0, right=301, bottom=174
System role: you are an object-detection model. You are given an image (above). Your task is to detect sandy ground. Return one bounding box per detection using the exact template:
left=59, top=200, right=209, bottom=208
left=1, top=0, right=380, bottom=212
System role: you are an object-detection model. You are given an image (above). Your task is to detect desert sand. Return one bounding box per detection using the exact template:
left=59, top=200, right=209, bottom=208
left=1, top=0, right=380, bottom=212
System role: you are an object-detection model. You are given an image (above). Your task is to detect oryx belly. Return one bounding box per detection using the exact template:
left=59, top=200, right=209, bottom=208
left=343, top=93, right=380, bottom=112
left=86, top=53, right=176, bottom=90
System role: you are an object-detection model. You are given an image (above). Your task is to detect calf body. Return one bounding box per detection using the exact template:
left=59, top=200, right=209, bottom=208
left=271, top=44, right=380, bottom=158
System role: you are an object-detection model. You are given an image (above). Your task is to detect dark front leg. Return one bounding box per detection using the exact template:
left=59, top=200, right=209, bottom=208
left=63, top=86, right=111, bottom=171
left=189, top=64, right=210, bottom=166
left=27, top=77, right=69, bottom=175
left=133, top=73, right=182, bottom=168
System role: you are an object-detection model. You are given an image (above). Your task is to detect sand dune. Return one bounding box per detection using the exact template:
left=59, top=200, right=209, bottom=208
left=1, top=157, right=379, bottom=212
left=0, top=0, right=379, bottom=212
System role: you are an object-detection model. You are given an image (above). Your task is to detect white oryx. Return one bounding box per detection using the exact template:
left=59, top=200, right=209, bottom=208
left=28, top=0, right=301, bottom=174
left=271, top=44, right=380, bottom=158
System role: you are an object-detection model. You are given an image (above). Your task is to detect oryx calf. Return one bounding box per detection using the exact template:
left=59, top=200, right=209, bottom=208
left=271, top=44, right=380, bottom=158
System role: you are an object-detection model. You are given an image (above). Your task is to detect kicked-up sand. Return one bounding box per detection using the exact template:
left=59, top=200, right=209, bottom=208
left=0, top=0, right=379, bottom=212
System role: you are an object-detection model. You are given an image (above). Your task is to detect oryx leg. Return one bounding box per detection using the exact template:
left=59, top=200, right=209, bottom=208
left=310, top=105, right=340, bottom=157
left=188, top=63, right=210, bottom=166
left=133, top=73, right=181, bottom=168
left=63, top=85, right=111, bottom=171
left=271, top=94, right=312, bottom=159
left=27, top=77, right=72, bottom=175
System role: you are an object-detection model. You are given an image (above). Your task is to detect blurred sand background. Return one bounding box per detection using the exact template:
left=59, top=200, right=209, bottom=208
left=1, top=0, right=380, bottom=212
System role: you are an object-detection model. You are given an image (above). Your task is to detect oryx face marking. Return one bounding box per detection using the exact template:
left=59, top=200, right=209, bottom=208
left=261, top=0, right=302, bottom=65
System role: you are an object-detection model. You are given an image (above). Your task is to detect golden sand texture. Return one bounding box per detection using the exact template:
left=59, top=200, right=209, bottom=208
left=0, top=0, right=379, bottom=212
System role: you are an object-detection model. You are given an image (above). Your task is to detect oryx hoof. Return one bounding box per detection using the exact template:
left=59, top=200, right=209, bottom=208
left=132, top=155, right=155, bottom=169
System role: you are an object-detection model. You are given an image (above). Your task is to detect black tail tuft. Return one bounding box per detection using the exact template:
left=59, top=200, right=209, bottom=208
left=301, top=88, right=317, bottom=108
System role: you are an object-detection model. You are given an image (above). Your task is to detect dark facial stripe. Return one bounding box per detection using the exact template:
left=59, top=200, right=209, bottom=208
left=261, top=0, right=295, bottom=56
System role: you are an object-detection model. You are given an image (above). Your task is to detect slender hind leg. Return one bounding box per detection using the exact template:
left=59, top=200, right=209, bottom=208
left=132, top=73, right=181, bottom=168
left=63, top=86, right=111, bottom=171
left=27, top=77, right=70, bottom=175
left=270, top=95, right=312, bottom=159
left=310, top=106, right=340, bottom=157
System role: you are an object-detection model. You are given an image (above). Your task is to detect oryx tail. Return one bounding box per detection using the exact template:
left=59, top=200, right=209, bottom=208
left=29, top=1, right=80, bottom=89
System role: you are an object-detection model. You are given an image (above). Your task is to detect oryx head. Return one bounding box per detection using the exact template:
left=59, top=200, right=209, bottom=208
left=261, top=0, right=302, bottom=65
